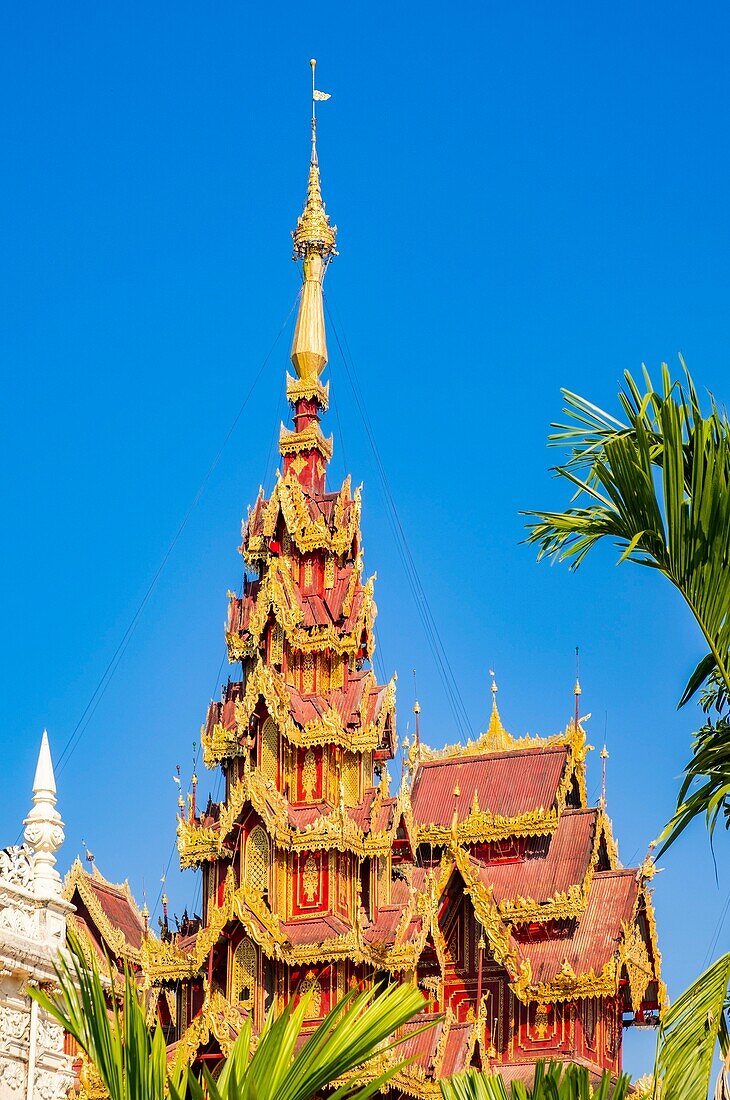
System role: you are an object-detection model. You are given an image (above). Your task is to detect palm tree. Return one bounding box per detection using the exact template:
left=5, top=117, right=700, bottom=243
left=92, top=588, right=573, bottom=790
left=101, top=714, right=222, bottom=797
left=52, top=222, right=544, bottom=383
left=31, top=931, right=431, bottom=1100
left=523, top=361, right=730, bottom=849
left=522, top=361, right=730, bottom=1099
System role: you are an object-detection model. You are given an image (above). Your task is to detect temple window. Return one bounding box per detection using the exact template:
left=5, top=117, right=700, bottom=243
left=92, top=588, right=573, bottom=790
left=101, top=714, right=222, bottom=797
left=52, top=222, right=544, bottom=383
left=231, top=939, right=256, bottom=1007
left=342, top=751, right=360, bottom=806
left=359, top=857, right=372, bottom=917
left=246, top=825, right=271, bottom=897
left=260, top=718, right=279, bottom=784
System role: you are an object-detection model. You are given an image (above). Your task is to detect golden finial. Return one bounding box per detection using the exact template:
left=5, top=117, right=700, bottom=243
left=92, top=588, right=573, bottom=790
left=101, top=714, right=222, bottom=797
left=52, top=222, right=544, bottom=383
left=289, top=60, right=337, bottom=394
left=292, top=59, right=337, bottom=263
left=486, top=667, right=507, bottom=746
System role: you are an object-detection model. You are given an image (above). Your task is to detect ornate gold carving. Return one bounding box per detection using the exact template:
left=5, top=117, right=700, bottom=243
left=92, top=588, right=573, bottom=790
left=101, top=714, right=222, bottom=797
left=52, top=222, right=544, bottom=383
left=302, top=749, right=317, bottom=801
left=243, top=473, right=361, bottom=561
left=534, top=1003, right=549, bottom=1040
left=299, top=972, right=323, bottom=1019
left=292, top=147, right=337, bottom=260
left=303, top=854, right=319, bottom=902
left=201, top=660, right=395, bottom=768
left=172, top=990, right=248, bottom=1065
left=270, top=623, right=284, bottom=665
left=64, top=858, right=144, bottom=965
left=178, top=763, right=402, bottom=869
left=342, top=751, right=360, bottom=807
left=621, top=922, right=653, bottom=1011
left=279, top=423, right=334, bottom=461
left=286, top=374, right=330, bottom=410
left=303, top=652, right=315, bottom=693
left=226, top=557, right=375, bottom=663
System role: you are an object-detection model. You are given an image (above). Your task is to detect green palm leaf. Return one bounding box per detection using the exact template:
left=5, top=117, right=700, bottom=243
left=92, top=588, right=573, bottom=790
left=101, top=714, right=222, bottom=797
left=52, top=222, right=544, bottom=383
left=524, top=362, right=730, bottom=848
left=652, top=952, right=730, bottom=1100
left=440, top=1060, right=630, bottom=1100
left=524, top=361, right=730, bottom=701
left=30, top=930, right=186, bottom=1100
left=178, top=981, right=433, bottom=1100
left=32, top=932, right=430, bottom=1100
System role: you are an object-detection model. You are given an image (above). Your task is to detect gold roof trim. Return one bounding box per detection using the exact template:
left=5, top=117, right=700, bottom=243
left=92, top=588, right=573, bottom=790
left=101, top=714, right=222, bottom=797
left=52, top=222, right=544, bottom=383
left=494, top=807, right=620, bottom=925
left=279, top=422, right=334, bottom=461
left=419, top=713, right=592, bottom=767
left=64, top=857, right=146, bottom=965
left=286, top=374, right=330, bottom=410
left=243, top=472, right=361, bottom=561
left=225, top=559, right=376, bottom=662
left=202, top=660, right=395, bottom=767
left=179, top=758, right=406, bottom=868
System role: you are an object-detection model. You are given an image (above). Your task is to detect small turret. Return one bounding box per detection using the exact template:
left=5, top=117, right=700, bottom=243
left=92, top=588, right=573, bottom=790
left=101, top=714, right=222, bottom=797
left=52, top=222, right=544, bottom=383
left=23, top=730, right=64, bottom=899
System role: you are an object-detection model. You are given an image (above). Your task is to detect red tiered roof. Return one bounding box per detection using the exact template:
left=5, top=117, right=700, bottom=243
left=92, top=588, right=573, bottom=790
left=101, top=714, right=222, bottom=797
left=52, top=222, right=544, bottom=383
left=516, top=869, right=639, bottom=985
left=411, top=746, right=569, bottom=827
left=467, top=807, right=601, bottom=907
left=206, top=671, right=390, bottom=746
left=245, top=486, right=357, bottom=543
left=282, top=914, right=351, bottom=945
left=83, top=875, right=146, bottom=950
left=286, top=671, right=389, bottom=731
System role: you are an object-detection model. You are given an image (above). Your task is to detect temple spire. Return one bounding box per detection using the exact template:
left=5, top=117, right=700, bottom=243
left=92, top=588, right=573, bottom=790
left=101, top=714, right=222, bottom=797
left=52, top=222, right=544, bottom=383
left=282, top=60, right=336, bottom=492
left=290, top=60, right=337, bottom=386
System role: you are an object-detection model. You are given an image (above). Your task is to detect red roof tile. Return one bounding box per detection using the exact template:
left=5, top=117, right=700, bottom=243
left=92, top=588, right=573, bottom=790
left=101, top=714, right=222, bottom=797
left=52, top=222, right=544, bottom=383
left=411, top=747, right=569, bottom=828
left=281, top=915, right=352, bottom=945
left=396, top=1015, right=444, bottom=1072
left=440, top=1021, right=474, bottom=1077
left=364, top=906, right=403, bottom=948
left=85, top=877, right=146, bottom=951
left=518, top=870, right=638, bottom=983
left=496, top=1058, right=610, bottom=1089
left=469, top=808, right=599, bottom=907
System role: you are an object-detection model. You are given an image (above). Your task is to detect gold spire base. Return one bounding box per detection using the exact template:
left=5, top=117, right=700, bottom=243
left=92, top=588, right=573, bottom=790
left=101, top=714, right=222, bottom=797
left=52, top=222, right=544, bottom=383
left=286, top=374, right=330, bottom=410
left=279, top=422, right=334, bottom=462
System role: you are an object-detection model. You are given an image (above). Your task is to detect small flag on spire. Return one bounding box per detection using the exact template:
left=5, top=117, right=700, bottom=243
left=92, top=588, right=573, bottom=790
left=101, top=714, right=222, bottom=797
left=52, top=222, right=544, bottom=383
left=313, top=89, right=331, bottom=101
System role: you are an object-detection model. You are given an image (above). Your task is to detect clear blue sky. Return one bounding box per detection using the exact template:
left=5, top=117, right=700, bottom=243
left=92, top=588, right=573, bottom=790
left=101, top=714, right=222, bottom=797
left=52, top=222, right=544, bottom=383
left=1, top=1, right=728, bottom=1078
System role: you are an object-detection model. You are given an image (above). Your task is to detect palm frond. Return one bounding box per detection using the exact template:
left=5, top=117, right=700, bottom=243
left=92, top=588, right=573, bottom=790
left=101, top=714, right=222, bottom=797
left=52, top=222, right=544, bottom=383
left=657, top=680, right=730, bottom=854
left=653, top=952, right=730, bottom=1100
left=440, top=1061, right=630, bottom=1100
left=186, top=982, right=432, bottom=1100
left=524, top=363, right=730, bottom=702
left=29, top=929, right=179, bottom=1100
left=37, top=933, right=431, bottom=1100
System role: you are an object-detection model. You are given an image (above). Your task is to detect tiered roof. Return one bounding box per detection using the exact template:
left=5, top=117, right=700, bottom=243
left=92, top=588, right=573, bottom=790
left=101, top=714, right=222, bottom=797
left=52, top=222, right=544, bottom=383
left=64, top=858, right=148, bottom=971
